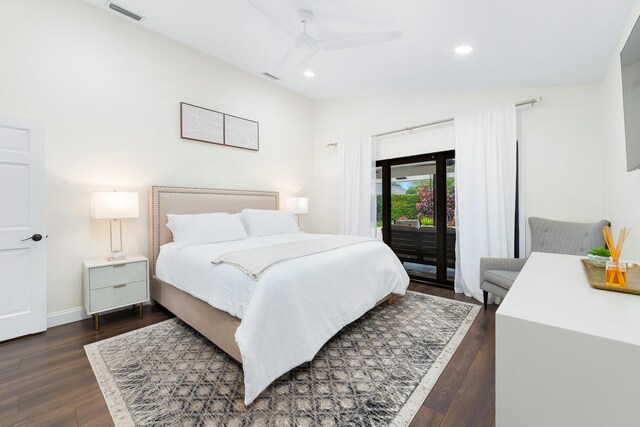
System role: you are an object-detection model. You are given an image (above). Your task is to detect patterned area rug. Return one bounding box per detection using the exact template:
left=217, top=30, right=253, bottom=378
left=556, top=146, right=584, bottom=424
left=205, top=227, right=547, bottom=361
left=85, top=291, right=479, bottom=426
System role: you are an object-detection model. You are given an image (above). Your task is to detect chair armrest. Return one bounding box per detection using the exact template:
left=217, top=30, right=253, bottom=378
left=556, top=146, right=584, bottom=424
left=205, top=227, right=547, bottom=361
left=479, top=257, right=527, bottom=282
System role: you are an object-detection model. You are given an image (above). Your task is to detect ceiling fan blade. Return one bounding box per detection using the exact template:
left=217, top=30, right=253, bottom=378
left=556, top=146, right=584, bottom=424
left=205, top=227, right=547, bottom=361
left=245, top=0, right=299, bottom=37
left=277, top=48, right=303, bottom=70
left=296, top=47, right=321, bottom=68
left=318, top=30, right=402, bottom=51
left=275, top=47, right=320, bottom=71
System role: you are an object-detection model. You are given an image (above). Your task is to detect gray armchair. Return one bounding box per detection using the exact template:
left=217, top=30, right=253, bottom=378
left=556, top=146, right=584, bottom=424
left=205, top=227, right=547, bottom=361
left=480, top=217, right=610, bottom=309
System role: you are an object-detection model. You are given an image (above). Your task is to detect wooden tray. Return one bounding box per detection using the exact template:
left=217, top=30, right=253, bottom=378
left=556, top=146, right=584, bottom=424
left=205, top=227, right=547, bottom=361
left=580, top=259, right=640, bottom=295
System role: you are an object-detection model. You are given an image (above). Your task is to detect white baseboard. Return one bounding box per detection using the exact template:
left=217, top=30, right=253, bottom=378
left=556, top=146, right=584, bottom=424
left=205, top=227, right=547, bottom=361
left=46, top=301, right=153, bottom=328
left=47, top=307, right=90, bottom=328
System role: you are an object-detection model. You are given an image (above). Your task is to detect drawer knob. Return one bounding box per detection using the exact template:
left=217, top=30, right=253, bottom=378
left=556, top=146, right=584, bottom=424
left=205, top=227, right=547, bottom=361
left=113, top=283, right=127, bottom=289
left=112, top=264, right=126, bottom=268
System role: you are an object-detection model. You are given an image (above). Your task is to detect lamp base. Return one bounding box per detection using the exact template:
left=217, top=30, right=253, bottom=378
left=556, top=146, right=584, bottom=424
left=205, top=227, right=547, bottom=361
left=108, top=251, right=126, bottom=262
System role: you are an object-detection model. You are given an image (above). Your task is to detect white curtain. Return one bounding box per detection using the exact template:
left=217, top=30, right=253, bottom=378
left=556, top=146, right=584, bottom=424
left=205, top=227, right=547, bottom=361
left=517, top=135, right=527, bottom=257
left=338, top=137, right=377, bottom=237
left=454, top=105, right=517, bottom=301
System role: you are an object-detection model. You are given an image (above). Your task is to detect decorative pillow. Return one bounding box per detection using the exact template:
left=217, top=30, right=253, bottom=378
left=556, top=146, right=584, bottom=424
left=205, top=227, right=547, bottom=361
left=166, top=212, right=248, bottom=247
left=241, top=209, right=300, bottom=237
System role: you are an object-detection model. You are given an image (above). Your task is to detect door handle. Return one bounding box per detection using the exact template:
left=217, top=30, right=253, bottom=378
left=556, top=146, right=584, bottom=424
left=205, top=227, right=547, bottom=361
left=21, top=234, right=43, bottom=242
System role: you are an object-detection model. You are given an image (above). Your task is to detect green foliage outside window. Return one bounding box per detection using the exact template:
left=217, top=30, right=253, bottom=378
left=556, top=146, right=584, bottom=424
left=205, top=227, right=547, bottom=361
left=376, top=194, right=420, bottom=221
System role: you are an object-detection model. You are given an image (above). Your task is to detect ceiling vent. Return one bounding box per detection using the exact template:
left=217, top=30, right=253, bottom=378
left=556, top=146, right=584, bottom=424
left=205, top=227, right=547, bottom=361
left=261, top=72, right=280, bottom=81
left=106, top=2, right=144, bottom=22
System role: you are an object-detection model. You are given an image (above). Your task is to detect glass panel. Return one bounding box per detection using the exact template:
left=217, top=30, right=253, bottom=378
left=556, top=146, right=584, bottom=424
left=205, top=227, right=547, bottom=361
left=390, top=161, right=437, bottom=281
left=375, top=166, right=383, bottom=240
left=446, top=158, right=456, bottom=282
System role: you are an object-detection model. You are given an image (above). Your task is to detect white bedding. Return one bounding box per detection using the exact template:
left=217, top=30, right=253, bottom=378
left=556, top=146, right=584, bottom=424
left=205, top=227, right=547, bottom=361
left=212, top=235, right=375, bottom=280
left=155, top=232, right=410, bottom=404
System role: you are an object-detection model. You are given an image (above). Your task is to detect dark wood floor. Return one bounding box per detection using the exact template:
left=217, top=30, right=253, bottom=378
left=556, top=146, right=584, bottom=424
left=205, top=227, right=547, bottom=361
left=407, top=282, right=496, bottom=427
left=0, top=283, right=496, bottom=426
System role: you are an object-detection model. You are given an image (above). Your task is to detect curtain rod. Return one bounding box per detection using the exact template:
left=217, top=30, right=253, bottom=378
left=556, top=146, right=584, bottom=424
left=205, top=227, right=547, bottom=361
left=326, top=96, right=542, bottom=148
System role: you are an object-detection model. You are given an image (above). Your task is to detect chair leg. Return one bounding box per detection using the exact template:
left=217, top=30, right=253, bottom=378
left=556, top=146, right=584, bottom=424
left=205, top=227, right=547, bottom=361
left=483, top=290, right=488, bottom=310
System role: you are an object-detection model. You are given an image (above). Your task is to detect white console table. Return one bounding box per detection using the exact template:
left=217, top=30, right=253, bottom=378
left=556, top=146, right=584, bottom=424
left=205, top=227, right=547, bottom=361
left=496, top=252, right=640, bottom=426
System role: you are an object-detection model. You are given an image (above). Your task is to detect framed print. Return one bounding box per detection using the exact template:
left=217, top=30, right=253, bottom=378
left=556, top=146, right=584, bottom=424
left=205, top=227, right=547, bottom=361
left=224, top=114, right=259, bottom=151
left=180, top=102, right=224, bottom=145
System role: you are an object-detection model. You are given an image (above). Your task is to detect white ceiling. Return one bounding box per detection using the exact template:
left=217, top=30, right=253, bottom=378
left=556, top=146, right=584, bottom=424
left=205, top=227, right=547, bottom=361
left=83, top=0, right=636, bottom=99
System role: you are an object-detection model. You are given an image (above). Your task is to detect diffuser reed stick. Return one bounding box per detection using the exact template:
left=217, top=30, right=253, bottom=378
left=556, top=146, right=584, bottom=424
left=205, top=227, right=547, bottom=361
left=603, top=226, right=630, bottom=286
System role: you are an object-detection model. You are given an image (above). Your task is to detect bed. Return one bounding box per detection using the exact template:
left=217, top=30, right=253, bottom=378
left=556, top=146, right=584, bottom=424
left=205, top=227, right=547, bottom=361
left=149, top=185, right=410, bottom=404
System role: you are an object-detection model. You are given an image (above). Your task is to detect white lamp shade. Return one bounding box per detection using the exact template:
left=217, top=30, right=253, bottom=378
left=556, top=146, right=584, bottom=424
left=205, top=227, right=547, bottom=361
left=285, top=197, right=309, bottom=214
left=91, top=191, right=139, bottom=219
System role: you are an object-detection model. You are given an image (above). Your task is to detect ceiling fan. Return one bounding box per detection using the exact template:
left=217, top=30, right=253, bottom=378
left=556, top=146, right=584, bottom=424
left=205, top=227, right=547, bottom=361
left=247, top=1, right=403, bottom=72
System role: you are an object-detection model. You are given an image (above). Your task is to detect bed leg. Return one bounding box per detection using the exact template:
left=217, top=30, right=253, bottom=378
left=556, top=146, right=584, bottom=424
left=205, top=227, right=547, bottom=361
left=386, top=296, right=394, bottom=305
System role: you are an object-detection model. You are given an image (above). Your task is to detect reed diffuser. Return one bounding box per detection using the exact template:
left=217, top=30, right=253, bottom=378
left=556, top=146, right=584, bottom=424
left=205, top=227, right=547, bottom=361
left=603, top=226, right=630, bottom=287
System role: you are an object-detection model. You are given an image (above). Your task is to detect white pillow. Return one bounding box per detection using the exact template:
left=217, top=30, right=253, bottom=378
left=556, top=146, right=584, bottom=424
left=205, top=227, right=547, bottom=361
left=166, top=212, right=226, bottom=223
left=166, top=212, right=248, bottom=247
left=241, top=209, right=299, bottom=237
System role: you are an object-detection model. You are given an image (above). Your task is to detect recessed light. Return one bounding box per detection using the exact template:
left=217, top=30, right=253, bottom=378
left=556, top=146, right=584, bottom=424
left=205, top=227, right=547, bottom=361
left=455, top=45, right=473, bottom=55
left=303, top=70, right=315, bottom=78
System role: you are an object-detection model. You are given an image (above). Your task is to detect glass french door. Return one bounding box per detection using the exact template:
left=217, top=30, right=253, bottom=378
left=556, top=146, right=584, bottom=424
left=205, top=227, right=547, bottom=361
left=376, top=151, right=455, bottom=287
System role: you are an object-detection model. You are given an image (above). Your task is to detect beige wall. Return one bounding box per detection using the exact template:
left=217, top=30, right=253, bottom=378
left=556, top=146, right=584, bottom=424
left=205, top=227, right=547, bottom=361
left=312, top=85, right=605, bottom=253
left=603, top=0, right=640, bottom=259
left=0, top=0, right=315, bottom=315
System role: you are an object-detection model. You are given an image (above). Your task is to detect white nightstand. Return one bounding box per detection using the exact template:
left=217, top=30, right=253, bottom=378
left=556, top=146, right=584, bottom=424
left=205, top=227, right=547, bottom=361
left=83, top=255, right=149, bottom=330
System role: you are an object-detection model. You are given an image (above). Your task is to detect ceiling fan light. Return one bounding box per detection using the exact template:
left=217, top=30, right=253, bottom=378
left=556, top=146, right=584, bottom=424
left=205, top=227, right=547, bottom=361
left=296, top=32, right=315, bottom=50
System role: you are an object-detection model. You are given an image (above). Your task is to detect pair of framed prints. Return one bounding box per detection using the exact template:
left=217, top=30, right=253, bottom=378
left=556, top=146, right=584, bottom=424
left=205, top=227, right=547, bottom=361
left=180, top=102, right=259, bottom=151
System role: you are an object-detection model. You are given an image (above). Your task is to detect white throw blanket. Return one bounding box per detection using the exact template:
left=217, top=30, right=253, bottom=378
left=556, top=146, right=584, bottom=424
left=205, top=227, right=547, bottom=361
left=211, top=235, right=374, bottom=279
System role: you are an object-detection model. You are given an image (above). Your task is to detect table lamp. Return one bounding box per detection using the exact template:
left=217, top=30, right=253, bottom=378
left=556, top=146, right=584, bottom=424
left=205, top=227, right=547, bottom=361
left=91, top=191, right=139, bottom=260
left=285, top=197, right=308, bottom=226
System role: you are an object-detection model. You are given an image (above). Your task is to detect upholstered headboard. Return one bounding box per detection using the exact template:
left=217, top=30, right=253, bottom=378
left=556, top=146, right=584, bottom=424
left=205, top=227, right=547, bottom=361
left=150, top=186, right=279, bottom=275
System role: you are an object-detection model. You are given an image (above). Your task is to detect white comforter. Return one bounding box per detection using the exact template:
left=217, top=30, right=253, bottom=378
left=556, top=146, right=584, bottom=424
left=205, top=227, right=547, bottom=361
left=156, top=232, right=409, bottom=404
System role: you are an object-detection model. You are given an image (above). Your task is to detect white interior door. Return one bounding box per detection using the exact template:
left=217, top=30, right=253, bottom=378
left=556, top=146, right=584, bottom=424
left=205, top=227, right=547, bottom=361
left=0, top=114, right=46, bottom=341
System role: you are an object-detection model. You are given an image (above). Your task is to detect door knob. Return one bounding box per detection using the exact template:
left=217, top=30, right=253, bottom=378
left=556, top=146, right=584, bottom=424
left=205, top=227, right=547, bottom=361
left=21, top=234, right=43, bottom=242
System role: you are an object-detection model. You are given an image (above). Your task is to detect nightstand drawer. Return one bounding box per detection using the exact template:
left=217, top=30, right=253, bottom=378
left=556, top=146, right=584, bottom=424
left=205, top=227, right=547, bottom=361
left=89, top=280, right=148, bottom=312
left=88, top=261, right=147, bottom=290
